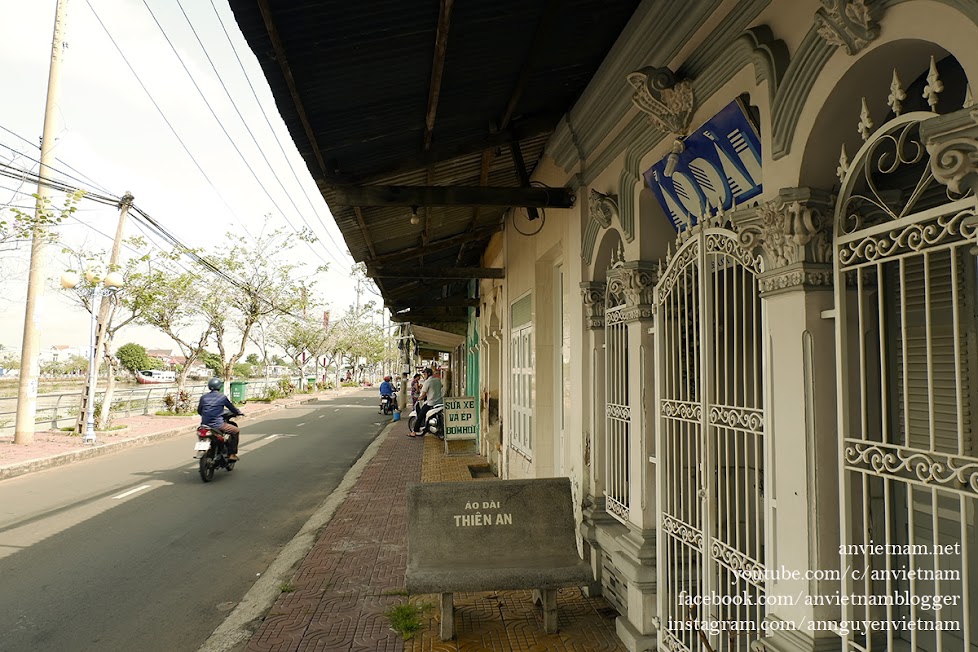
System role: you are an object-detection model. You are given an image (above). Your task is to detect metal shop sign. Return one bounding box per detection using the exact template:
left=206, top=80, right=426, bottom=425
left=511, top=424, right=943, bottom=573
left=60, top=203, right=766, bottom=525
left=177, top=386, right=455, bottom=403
left=643, top=99, right=762, bottom=231
left=444, top=396, right=477, bottom=440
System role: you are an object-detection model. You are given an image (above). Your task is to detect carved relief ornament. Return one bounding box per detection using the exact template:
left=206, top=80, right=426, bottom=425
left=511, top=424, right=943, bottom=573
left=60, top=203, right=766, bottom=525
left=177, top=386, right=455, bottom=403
left=626, top=66, right=694, bottom=136
left=814, top=0, right=880, bottom=55
left=588, top=189, right=619, bottom=228
left=920, top=108, right=978, bottom=198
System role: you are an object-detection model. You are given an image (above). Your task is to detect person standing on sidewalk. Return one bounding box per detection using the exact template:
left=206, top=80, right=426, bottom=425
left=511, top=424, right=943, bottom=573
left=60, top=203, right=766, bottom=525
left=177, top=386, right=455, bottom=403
left=412, top=368, right=443, bottom=436
left=198, top=378, right=243, bottom=460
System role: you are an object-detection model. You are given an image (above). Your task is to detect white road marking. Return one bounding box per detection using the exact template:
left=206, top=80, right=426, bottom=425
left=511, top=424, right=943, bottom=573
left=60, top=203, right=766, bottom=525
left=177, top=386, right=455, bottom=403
left=267, top=434, right=279, bottom=439
left=334, top=408, right=339, bottom=412
left=112, top=485, right=151, bottom=500
left=318, top=415, right=325, bottom=419
left=296, top=422, right=306, bottom=427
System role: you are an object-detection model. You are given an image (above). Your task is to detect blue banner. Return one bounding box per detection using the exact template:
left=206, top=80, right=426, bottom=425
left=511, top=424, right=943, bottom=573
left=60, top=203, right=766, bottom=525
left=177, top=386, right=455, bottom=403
left=643, top=99, right=762, bottom=231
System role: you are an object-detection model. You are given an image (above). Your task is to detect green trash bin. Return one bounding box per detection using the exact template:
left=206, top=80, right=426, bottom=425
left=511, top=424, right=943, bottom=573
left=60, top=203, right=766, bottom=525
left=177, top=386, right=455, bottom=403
left=307, top=376, right=316, bottom=387
left=230, top=381, right=247, bottom=402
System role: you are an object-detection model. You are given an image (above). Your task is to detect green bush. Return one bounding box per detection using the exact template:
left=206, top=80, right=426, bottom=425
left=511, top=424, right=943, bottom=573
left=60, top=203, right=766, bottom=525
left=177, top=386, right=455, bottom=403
left=341, top=380, right=359, bottom=387
left=316, top=380, right=334, bottom=391
left=162, top=390, right=194, bottom=415
left=277, top=377, right=296, bottom=396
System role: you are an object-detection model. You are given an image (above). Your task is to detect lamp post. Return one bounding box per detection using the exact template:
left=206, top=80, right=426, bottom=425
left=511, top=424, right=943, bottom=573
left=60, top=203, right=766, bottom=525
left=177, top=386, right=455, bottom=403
left=61, top=268, right=124, bottom=444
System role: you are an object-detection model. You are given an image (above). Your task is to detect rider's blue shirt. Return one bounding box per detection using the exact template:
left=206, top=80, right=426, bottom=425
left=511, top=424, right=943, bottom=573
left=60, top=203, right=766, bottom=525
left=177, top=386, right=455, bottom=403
left=198, top=391, right=239, bottom=428
left=379, top=381, right=394, bottom=396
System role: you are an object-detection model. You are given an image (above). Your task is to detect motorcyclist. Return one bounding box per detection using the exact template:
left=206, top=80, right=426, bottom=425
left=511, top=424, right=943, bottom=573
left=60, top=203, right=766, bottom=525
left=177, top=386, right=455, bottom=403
left=197, top=377, right=244, bottom=461
left=379, top=375, right=394, bottom=412
left=412, top=367, right=443, bottom=436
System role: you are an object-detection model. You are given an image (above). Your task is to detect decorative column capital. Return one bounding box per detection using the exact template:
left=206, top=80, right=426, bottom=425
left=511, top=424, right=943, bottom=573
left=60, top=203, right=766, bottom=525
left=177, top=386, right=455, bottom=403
left=735, top=187, right=835, bottom=295
left=920, top=107, right=978, bottom=199
left=580, top=281, right=606, bottom=330
left=608, top=261, right=659, bottom=322
left=814, top=0, right=881, bottom=55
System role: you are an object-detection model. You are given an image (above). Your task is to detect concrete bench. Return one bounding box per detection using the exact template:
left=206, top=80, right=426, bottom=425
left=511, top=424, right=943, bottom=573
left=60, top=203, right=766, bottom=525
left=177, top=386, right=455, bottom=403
left=406, top=477, right=593, bottom=640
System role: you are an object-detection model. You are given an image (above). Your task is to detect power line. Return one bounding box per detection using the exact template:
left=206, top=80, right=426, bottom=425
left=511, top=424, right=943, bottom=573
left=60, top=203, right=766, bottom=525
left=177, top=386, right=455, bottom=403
left=0, top=124, right=113, bottom=195
left=204, top=0, right=351, bottom=269
left=137, top=0, right=336, bottom=271
left=82, top=0, right=255, bottom=239
left=177, top=0, right=350, bottom=272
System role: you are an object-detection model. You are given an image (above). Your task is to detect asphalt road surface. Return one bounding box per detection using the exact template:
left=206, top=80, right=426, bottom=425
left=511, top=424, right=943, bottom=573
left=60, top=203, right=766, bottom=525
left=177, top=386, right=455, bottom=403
left=0, top=389, right=387, bottom=652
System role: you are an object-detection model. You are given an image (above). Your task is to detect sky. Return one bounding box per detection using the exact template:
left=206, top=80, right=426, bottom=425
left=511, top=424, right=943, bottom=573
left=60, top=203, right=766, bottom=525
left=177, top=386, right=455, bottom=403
left=0, top=0, right=370, bottom=355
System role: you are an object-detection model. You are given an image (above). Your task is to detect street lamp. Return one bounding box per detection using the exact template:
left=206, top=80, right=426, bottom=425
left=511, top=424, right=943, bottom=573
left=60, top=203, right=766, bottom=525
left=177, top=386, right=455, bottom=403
left=61, top=268, right=124, bottom=444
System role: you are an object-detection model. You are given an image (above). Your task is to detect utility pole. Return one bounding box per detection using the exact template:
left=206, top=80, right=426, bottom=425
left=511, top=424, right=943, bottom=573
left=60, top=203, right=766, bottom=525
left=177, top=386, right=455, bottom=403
left=76, top=192, right=133, bottom=434
left=15, top=0, right=70, bottom=445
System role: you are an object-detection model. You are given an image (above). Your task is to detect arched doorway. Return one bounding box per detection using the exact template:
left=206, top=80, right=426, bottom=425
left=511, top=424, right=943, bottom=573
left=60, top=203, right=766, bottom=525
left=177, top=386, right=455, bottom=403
left=832, top=55, right=977, bottom=651
left=654, top=221, right=766, bottom=652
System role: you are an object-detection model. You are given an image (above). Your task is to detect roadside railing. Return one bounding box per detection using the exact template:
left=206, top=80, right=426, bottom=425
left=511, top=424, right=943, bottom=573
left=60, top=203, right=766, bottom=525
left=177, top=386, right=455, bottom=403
left=0, top=378, right=300, bottom=435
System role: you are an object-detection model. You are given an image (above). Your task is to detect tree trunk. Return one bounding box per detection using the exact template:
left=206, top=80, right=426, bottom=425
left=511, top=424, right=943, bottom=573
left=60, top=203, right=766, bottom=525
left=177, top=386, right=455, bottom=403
left=97, top=356, right=117, bottom=430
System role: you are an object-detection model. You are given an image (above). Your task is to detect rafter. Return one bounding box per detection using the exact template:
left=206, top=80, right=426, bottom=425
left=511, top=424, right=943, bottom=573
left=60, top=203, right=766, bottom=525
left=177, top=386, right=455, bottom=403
left=388, top=297, right=478, bottom=308
left=330, top=185, right=574, bottom=208
left=256, top=0, right=328, bottom=179
left=368, top=266, right=504, bottom=280
left=423, top=0, right=455, bottom=151
left=365, top=225, right=500, bottom=268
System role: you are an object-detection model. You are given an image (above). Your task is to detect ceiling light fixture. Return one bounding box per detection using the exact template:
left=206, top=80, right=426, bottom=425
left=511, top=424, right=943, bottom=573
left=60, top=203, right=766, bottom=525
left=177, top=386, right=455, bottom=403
left=409, top=206, right=420, bottom=225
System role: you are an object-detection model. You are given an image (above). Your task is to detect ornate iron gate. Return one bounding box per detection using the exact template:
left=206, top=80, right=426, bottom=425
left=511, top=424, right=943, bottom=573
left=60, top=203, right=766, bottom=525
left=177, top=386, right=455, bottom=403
left=606, top=263, right=630, bottom=523
left=834, top=107, right=978, bottom=651
left=655, top=224, right=766, bottom=652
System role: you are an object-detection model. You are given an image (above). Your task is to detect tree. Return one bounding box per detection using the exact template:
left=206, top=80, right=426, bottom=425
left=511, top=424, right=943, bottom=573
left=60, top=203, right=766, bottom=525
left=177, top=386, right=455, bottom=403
left=200, top=351, right=223, bottom=376
left=273, top=315, right=336, bottom=388
left=134, top=251, right=213, bottom=390
left=245, top=353, right=260, bottom=366
left=116, top=343, right=150, bottom=377
left=61, top=238, right=160, bottom=429
left=204, top=225, right=314, bottom=381
left=0, top=190, right=83, bottom=245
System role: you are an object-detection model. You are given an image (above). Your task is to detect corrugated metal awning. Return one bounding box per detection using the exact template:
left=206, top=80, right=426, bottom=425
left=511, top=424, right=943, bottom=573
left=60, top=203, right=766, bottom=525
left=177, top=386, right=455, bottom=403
left=409, top=324, right=465, bottom=352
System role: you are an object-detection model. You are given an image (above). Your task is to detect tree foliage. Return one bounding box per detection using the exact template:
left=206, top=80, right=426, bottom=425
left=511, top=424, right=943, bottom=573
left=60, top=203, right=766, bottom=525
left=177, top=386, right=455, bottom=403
left=116, top=343, right=150, bottom=376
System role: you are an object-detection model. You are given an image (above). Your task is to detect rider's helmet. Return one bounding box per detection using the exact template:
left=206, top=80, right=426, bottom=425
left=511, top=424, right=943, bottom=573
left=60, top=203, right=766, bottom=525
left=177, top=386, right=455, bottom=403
left=384, top=375, right=391, bottom=382
left=207, top=377, right=223, bottom=391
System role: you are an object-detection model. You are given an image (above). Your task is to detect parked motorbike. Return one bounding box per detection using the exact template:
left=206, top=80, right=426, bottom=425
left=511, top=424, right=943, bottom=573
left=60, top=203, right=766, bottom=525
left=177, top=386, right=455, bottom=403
left=380, top=394, right=394, bottom=415
left=193, top=411, right=242, bottom=482
left=407, top=401, right=445, bottom=439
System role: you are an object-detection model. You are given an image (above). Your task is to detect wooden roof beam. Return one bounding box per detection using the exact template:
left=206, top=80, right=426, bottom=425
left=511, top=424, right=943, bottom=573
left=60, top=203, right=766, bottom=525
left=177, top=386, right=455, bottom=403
left=256, top=0, right=329, bottom=178
left=331, top=185, right=574, bottom=208
left=368, top=266, right=504, bottom=279
left=339, top=114, right=558, bottom=185
left=388, top=297, right=478, bottom=308
left=423, top=0, right=455, bottom=151
left=352, top=207, right=377, bottom=258
left=367, top=225, right=500, bottom=265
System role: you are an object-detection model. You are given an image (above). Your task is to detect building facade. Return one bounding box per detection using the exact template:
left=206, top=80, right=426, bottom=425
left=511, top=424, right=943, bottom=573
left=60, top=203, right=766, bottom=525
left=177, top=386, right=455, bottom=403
left=477, top=2, right=978, bottom=651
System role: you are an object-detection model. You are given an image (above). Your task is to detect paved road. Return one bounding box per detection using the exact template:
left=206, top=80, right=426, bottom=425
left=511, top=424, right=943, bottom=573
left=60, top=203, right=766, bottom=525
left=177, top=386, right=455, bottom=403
left=0, top=389, right=387, bottom=652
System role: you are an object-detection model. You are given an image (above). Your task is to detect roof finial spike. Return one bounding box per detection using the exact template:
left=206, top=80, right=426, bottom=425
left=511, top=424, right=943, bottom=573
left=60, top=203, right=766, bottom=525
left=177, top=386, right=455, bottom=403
left=888, top=69, right=906, bottom=117
left=666, top=241, right=672, bottom=263
left=837, top=144, right=850, bottom=184
left=964, top=83, right=975, bottom=109
left=857, top=97, right=874, bottom=141
left=923, top=55, right=943, bottom=112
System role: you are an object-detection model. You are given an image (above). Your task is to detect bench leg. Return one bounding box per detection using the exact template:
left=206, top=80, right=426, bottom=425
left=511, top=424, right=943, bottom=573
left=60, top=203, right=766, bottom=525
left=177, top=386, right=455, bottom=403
left=540, top=589, right=558, bottom=634
left=439, top=592, right=454, bottom=641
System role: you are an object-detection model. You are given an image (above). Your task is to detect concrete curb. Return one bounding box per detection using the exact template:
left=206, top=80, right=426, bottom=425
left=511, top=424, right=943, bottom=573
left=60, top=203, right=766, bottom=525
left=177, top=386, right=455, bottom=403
left=197, top=418, right=397, bottom=652
left=0, top=387, right=364, bottom=483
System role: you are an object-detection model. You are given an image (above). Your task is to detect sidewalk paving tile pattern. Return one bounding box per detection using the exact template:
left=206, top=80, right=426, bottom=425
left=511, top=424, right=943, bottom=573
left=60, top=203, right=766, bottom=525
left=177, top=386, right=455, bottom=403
left=247, top=421, right=626, bottom=651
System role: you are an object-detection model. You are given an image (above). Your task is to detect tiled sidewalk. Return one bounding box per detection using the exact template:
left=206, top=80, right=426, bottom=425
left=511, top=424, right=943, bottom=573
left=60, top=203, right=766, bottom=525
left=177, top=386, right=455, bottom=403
left=246, top=420, right=626, bottom=652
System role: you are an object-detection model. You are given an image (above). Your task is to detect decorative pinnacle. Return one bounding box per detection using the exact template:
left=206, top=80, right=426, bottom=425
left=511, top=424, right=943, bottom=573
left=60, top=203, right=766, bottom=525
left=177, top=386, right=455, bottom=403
left=923, top=55, right=943, bottom=111
left=887, top=69, right=906, bottom=117
left=857, top=97, right=874, bottom=141
left=964, top=84, right=975, bottom=109
left=837, top=144, right=850, bottom=184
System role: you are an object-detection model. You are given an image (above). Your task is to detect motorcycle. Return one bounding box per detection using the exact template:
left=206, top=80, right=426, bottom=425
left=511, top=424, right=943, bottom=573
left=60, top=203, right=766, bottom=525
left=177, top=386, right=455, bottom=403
left=379, top=394, right=394, bottom=415
left=407, top=401, right=445, bottom=439
left=193, top=411, right=242, bottom=482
